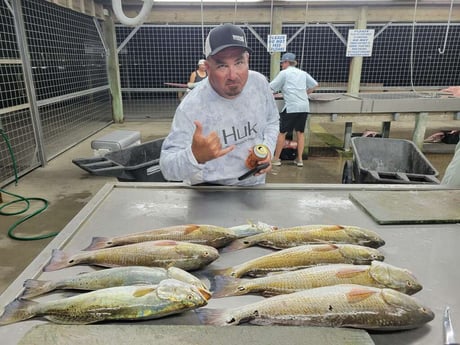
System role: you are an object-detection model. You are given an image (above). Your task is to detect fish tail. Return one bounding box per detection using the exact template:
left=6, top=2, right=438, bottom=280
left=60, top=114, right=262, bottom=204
left=221, top=239, right=251, bottom=253
left=43, top=249, right=72, bottom=272
left=212, top=276, right=244, bottom=298
left=195, top=308, right=232, bottom=326
left=0, top=298, right=38, bottom=325
left=82, top=237, right=110, bottom=251
left=21, top=279, right=55, bottom=298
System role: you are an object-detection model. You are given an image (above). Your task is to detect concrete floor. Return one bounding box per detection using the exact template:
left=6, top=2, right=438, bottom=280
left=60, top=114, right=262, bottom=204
left=0, top=118, right=457, bottom=294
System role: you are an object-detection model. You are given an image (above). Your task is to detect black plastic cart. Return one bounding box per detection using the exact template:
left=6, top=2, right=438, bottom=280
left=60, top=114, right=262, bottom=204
left=73, top=138, right=166, bottom=182
left=342, top=137, right=440, bottom=184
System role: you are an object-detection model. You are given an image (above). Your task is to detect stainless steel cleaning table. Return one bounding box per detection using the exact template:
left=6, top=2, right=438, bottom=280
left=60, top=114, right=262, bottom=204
left=1, top=183, right=459, bottom=345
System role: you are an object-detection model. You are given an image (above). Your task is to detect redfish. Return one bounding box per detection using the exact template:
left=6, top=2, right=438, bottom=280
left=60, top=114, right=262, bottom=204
left=223, top=225, right=385, bottom=252
left=213, top=243, right=384, bottom=278
left=196, top=284, right=434, bottom=331
left=44, top=240, right=219, bottom=272
left=212, top=261, right=422, bottom=298
left=84, top=224, right=238, bottom=250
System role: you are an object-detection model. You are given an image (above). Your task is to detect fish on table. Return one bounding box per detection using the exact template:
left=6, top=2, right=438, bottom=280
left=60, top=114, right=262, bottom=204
left=211, top=243, right=384, bottom=278
left=83, top=224, right=238, bottom=250
left=223, top=225, right=385, bottom=252
left=43, top=240, right=219, bottom=272
left=212, top=261, right=422, bottom=298
left=0, top=279, right=211, bottom=325
left=21, top=266, right=207, bottom=298
left=228, top=221, right=278, bottom=238
left=196, top=283, right=434, bottom=331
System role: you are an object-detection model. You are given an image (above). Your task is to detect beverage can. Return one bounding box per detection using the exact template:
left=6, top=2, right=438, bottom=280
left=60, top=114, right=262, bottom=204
left=245, top=144, right=269, bottom=169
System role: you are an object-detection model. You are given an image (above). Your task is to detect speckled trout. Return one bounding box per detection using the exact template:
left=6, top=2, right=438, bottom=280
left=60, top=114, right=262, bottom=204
left=21, top=266, right=206, bottom=298
left=223, top=225, right=385, bottom=252
left=212, top=261, right=422, bottom=297
left=0, top=279, right=211, bottom=325
left=84, top=224, right=238, bottom=250
left=196, top=284, right=434, bottom=331
left=212, top=243, right=384, bottom=278
left=44, top=240, right=219, bottom=272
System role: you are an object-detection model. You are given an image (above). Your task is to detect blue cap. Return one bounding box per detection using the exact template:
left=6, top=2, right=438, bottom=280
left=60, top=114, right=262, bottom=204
left=281, top=52, right=296, bottom=62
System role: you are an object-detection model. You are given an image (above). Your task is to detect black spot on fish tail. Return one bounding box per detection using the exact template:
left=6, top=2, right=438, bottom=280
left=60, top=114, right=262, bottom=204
left=83, top=236, right=111, bottom=251
left=0, top=298, right=38, bottom=325
left=43, top=249, right=72, bottom=272
left=195, top=308, right=232, bottom=326
left=212, top=275, right=244, bottom=298
left=220, top=239, right=251, bottom=253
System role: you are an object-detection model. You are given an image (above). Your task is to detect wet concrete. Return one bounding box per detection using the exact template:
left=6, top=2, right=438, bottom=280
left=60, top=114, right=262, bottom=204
left=0, top=118, right=457, bottom=293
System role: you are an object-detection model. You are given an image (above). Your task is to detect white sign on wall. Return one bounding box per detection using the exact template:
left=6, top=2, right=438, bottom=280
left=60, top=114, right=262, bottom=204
left=267, top=35, right=287, bottom=53
left=346, top=29, right=375, bottom=57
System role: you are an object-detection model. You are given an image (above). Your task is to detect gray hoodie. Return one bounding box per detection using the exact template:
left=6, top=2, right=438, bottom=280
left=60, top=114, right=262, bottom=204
left=160, top=70, right=279, bottom=186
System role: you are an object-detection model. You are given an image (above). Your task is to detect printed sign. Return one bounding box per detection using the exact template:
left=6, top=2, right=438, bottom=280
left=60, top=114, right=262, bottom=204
left=267, top=34, right=287, bottom=53
left=346, top=29, right=375, bottom=57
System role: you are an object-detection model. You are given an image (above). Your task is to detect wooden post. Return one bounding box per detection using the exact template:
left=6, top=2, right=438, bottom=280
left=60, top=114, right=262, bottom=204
left=103, top=10, right=124, bottom=123
left=347, top=6, right=367, bottom=96
left=413, top=112, right=429, bottom=149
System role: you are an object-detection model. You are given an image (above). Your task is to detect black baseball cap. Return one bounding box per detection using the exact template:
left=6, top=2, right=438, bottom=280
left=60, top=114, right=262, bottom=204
left=205, top=23, right=253, bottom=58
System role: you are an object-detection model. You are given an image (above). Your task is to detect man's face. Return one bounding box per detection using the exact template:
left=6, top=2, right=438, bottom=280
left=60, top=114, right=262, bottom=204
left=206, top=47, right=249, bottom=99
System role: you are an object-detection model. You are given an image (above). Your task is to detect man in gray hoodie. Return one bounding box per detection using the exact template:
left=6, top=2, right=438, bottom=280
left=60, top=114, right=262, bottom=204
left=160, top=24, right=279, bottom=185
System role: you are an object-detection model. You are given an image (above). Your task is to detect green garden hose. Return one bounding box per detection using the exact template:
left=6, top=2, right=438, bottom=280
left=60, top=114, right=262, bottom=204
left=0, top=128, right=58, bottom=240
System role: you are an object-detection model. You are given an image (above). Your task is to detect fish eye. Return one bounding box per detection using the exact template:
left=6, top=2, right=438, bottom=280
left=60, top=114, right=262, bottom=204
left=406, top=281, right=413, bottom=287
left=203, top=251, right=209, bottom=257
left=187, top=294, right=193, bottom=300
left=237, top=286, right=245, bottom=291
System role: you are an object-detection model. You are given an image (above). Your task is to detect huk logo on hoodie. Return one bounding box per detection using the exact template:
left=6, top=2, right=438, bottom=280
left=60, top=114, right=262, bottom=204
left=221, top=121, right=258, bottom=145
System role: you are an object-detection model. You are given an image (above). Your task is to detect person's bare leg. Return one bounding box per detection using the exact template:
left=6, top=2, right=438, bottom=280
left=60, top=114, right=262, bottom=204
left=273, top=132, right=287, bottom=160
left=296, top=130, right=305, bottom=161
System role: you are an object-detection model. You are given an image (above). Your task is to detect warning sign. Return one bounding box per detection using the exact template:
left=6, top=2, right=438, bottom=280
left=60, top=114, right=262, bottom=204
left=346, top=29, right=375, bottom=57
left=267, top=35, right=287, bottom=53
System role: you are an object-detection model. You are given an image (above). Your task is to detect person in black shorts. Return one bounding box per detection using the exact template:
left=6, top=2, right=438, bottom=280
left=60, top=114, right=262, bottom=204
left=270, top=52, right=318, bottom=167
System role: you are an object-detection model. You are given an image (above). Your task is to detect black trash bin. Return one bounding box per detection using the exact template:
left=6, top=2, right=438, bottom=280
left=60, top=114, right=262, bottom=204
left=342, top=137, right=440, bottom=184
left=73, top=138, right=167, bottom=182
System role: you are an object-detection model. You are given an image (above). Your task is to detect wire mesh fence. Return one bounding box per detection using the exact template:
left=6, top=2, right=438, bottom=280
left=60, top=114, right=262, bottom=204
left=0, top=0, right=112, bottom=186
left=117, top=21, right=460, bottom=119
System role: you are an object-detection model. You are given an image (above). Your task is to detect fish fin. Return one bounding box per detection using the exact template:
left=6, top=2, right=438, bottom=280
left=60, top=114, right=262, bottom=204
left=184, top=225, right=200, bottom=235
left=212, top=276, right=245, bottom=298
left=82, top=237, right=111, bottom=251
left=199, top=267, right=235, bottom=282
left=21, top=279, right=54, bottom=298
left=133, top=286, right=157, bottom=297
left=322, top=225, right=345, bottom=231
left=195, top=308, right=231, bottom=326
left=335, top=267, right=368, bottom=278
left=311, top=243, right=339, bottom=251
left=43, top=249, right=72, bottom=272
left=346, top=286, right=377, bottom=303
left=221, top=239, right=252, bottom=253
left=0, top=298, right=38, bottom=325
left=153, top=240, right=178, bottom=246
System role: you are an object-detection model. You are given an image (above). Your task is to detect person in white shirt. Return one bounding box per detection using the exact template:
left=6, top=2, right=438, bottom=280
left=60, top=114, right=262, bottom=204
left=270, top=52, right=318, bottom=167
left=160, top=24, right=279, bottom=186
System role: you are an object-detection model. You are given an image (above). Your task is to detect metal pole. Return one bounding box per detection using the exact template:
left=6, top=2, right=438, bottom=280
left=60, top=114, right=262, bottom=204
left=12, top=0, right=47, bottom=166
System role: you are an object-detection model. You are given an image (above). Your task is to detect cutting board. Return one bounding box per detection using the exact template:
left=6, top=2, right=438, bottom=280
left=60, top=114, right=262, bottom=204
left=20, top=324, right=374, bottom=345
left=349, top=190, right=460, bottom=225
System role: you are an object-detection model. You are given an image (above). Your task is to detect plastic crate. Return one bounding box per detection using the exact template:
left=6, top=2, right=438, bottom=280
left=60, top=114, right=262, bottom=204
left=348, top=137, right=440, bottom=184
